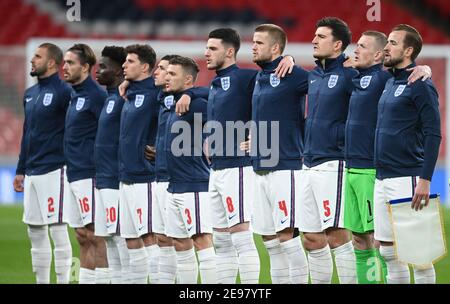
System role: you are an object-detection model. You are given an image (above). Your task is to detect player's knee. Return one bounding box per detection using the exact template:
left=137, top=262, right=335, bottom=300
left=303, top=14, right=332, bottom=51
left=261, top=234, right=277, bottom=242
left=277, top=228, right=294, bottom=242
left=75, top=228, right=89, bottom=246
left=352, top=232, right=373, bottom=250
left=229, top=222, right=249, bottom=234
left=156, top=234, right=173, bottom=247
left=303, top=232, right=327, bottom=251
left=326, top=228, right=351, bottom=249
left=193, top=233, right=213, bottom=251
left=173, top=238, right=193, bottom=251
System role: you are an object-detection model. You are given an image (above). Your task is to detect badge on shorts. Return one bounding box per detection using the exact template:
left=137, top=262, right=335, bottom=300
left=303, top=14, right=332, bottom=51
left=270, top=73, right=280, bottom=87
left=328, top=75, right=339, bottom=88
left=164, top=95, right=174, bottom=109
left=221, top=77, right=230, bottom=91
left=43, top=93, right=53, bottom=106
left=106, top=100, right=115, bottom=114
left=75, top=97, right=85, bottom=111
left=394, top=85, right=406, bottom=97
left=135, top=94, right=145, bottom=108
left=360, top=76, right=372, bottom=89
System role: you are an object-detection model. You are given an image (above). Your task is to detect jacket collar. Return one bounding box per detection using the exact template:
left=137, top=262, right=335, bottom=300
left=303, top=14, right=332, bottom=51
left=216, top=64, right=238, bottom=77
left=357, top=63, right=383, bottom=76
left=257, top=56, right=283, bottom=73
left=37, top=72, right=59, bottom=86
left=315, top=53, right=346, bottom=72
left=388, top=62, right=416, bottom=80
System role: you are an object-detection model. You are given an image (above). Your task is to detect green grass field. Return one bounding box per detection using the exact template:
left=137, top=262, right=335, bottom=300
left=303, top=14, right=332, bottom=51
left=1, top=204, right=449, bottom=284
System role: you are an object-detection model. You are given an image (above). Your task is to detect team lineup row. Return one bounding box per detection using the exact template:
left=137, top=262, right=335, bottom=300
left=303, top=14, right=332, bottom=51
left=13, top=17, right=440, bottom=284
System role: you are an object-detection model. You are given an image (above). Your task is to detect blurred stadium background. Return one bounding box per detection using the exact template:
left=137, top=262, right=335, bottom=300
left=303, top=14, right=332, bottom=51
left=0, top=0, right=449, bottom=283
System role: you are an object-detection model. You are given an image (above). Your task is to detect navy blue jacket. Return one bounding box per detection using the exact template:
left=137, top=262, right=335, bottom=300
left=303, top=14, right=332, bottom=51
left=155, top=87, right=209, bottom=182
left=207, top=64, right=255, bottom=170
left=16, top=73, right=72, bottom=176
left=95, top=87, right=125, bottom=189
left=65, top=76, right=107, bottom=182
left=165, top=91, right=209, bottom=193
left=251, top=56, right=308, bottom=171
left=345, top=64, right=391, bottom=168
left=374, top=63, right=441, bottom=181
left=303, top=54, right=359, bottom=167
left=119, top=77, right=159, bottom=183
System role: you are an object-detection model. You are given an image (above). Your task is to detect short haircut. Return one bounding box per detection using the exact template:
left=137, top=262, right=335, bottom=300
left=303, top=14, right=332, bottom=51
left=161, top=54, right=181, bottom=62
left=38, top=43, right=63, bottom=66
left=254, top=24, right=287, bottom=54
left=125, top=44, right=156, bottom=69
left=168, top=56, right=200, bottom=82
left=101, top=46, right=127, bottom=67
left=67, top=43, right=97, bottom=71
left=316, top=17, right=352, bottom=51
left=208, top=28, right=241, bottom=55
left=392, top=24, right=423, bottom=61
left=362, top=31, right=388, bottom=50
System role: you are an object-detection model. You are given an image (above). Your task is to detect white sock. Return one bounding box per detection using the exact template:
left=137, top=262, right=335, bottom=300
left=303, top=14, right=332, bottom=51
left=380, top=245, right=410, bottom=284
left=332, top=241, right=357, bottom=284
left=49, top=224, right=72, bottom=284
left=105, top=237, right=121, bottom=284
left=280, top=237, right=309, bottom=284
left=113, top=236, right=130, bottom=283
left=79, top=268, right=96, bottom=284
left=263, top=238, right=290, bottom=284
left=176, top=247, right=198, bottom=284
left=158, top=246, right=177, bottom=284
left=28, top=226, right=51, bottom=284
left=128, top=247, right=149, bottom=284
left=197, top=247, right=217, bottom=284
left=308, top=245, right=333, bottom=284
left=213, top=231, right=238, bottom=283
left=95, top=268, right=110, bottom=284
left=146, top=244, right=160, bottom=284
left=413, top=265, right=436, bottom=284
left=231, top=231, right=260, bottom=284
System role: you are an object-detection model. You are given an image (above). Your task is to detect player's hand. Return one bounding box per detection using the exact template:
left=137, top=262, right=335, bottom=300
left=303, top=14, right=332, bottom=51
left=203, top=138, right=211, bottom=165
left=13, top=174, right=24, bottom=192
left=343, top=56, right=355, bottom=68
left=239, top=134, right=251, bottom=153
left=119, top=80, right=130, bottom=99
left=144, top=145, right=156, bottom=161
left=407, top=65, right=432, bottom=85
left=176, top=94, right=191, bottom=116
left=411, top=178, right=431, bottom=211
left=274, top=55, right=295, bottom=78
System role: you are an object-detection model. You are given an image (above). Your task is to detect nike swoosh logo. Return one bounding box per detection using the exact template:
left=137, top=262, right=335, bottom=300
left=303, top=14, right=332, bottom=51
left=323, top=218, right=332, bottom=224
left=106, top=223, right=114, bottom=228
left=280, top=218, right=289, bottom=224
left=26, top=98, right=32, bottom=102
left=367, top=218, right=374, bottom=223
left=47, top=214, right=55, bottom=218
left=187, top=226, right=193, bottom=232
left=228, top=214, right=237, bottom=220
left=81, top=214, right=88, bottom=220
left=310, top=80, right=317, bottom=84
left=138, top=226, right=145, bottom=231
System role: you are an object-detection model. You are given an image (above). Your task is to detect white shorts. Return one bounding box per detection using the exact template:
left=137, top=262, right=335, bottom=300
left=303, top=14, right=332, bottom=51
left=296, top=160, right=346, bottom=233
left=65, top=178, right=96, bottom=228
left=153, top=182, right=169, bottom=235
left=374, top=176, right=418, bottom=242
left=166, top=192, right=212, bottom=239
left=94, top=188, right=120, bottom=237
left=252, top=170, right=299, bottom=235
left=119, top=182, right=156, bottom=239
left=209, top=166, right=254, bottom=229
left=22, top=167, right=67, bottom=226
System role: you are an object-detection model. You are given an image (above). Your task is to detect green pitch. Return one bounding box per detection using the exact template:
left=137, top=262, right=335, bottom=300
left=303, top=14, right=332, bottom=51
left=0, top=205, right=449, bottom=284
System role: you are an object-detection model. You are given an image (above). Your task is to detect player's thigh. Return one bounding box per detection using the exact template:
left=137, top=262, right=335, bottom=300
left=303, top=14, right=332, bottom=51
left=22, top=175, right=42, bottom=225
left=100, top=188, right=120, bottom=235
left=373, top=178, right=391, bottom=242
left=351, top=171, right=376, bottom=233
left=69, top=178, right=95, bottom=227
left=296, top=167, right=323, bottom=233
left=209, top=170, right=228, bottom=229
left=153, top=182, right=168, bottom=235
left=343, top=171, right=365, bottom=233
left=251, top=172, right=276, bottom=235
left=179, top=192, right=212, bottom=238
left=165, top=192, right=189, bottom=239
left=267, top=170, right=298, bottom=233
left=310, top=161, right=346, bottom=230
left=119, top=182, right=152, bottom=238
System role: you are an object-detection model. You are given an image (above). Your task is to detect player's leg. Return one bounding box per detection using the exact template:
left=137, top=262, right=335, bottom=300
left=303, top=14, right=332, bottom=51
left=253, top=172, right=289, bottom=284
left=154, top=181, right=176, bottom=284
left=344, top=168, right=379, bottom=284
left=167, top=192, right=198, bottom=284
left=119, top=182, right=149, bottom=284
left=374, top=177, right=410, bottom=284
left=298, top=166, right=332, bottom=284
left=311, top=161, right=356, bottom=284
left=93, top=188, right=111, bottom=284
left=188, top=192, right=216, bottom=284
left=141, top=182, right=159, bottom=284
left=30, top=168, right=72, bottom=284
left=269, top=170, right=308, bottom=284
